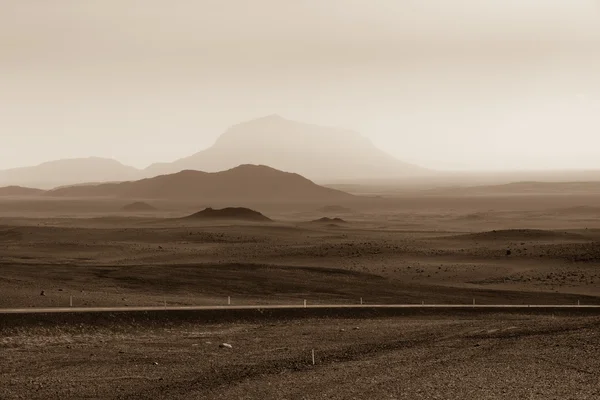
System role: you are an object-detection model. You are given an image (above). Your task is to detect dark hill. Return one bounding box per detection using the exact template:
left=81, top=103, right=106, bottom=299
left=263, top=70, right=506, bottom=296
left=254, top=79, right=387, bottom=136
left=122, top=202, right=157, bottom=212
left=0, top=186, right=45, bottom=196
left=312, top=217, right=348, bottom=224
left=185, top=207, right=272, bottom=222
left=47, top=164, right=353, bottom=203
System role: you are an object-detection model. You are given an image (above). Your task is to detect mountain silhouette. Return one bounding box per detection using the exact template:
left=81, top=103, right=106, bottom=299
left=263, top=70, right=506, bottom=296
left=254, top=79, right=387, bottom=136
left=48, top=164, right=353, bottom=202
left=185, top=207, right=272, bottom=222
left=144, top=115, right=427, bottom=181
left=0, top=157, right=139, bottom=189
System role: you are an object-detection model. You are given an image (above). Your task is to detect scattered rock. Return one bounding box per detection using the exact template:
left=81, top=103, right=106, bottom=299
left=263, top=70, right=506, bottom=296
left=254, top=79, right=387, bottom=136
left=153, top=362, right=159, bottom=366
left=219, top=343, right=233, bottom=349
left=40, top=290, right=46, bottom=296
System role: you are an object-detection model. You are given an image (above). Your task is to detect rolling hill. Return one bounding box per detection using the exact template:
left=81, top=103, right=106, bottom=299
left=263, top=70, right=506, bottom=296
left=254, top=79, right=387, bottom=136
left=48, top=164, right=354, bottom=203
left=0, top=186, right=45, bottom=196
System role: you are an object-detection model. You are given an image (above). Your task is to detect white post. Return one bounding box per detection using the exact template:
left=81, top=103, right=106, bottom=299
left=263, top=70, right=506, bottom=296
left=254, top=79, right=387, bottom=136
left=578, top=300, right=580, bottom=307
left=360, top=297, right=363, bottom=305
left=421, top=301, right=424, bottom=306
left=228, top=296, right=231, bottom=306
left=164, top=298, right=167, bottom=308
left=473, top=298, right=475, bottom=306
left=312, top=349, right=315, bottom=365
left=70, top=296, right=73, bottom=307
left=304, top=299, right=307, bottom=308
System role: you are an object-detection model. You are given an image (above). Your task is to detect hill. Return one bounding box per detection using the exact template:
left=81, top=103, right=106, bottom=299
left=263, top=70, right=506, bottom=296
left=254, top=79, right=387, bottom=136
left=144, top=115, right=428, bottom=182
left=122, top=202, right=157, bottom=212
left=0, top=157, right=139, bottom=189
left=0, top=186, right=45, bottom=196
left=185, top=207, right=272, bottom=222
left=47, top=164, right=354, bottom=203
left=312, top=217, right=348, bottom=224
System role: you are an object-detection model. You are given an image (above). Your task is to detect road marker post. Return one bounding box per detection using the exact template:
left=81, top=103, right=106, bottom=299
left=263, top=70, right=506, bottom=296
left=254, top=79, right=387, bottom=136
left=578, top=300, right=580, bottom=307
left=304, top=299, right=307, bottom=308
left=70, top=296, right=73, bottom=307
left=360, top=297, right=363, bottom=305
left=228, top=296, right=231, bottom=306
left=163, top=298, right=167, bottom=308
left=312, top=349, right=315, bottom=365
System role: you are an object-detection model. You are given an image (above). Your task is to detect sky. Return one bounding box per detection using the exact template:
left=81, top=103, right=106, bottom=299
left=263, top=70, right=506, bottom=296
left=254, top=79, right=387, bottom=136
left=1, top=0, right=599, bottom=171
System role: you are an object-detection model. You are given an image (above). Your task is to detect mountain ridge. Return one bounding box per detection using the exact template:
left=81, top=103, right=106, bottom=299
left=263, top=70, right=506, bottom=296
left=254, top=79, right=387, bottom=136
left=48, top=164, right=354, bottom=203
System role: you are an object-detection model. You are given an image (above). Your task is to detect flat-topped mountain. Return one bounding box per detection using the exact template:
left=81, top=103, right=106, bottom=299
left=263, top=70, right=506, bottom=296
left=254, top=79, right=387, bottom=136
left=185, top=207, right=272, bottom=222
left=0, top=186, right=45, bottom=196
left=48, top=164, right=353, bottom=202
left=145, top=115, right=428, bottom=181
left=0, top=157, right=140, bottom=189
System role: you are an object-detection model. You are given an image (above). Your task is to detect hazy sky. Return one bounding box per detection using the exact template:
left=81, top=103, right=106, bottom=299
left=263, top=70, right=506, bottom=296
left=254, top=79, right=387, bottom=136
left=1, top=0, right=599, bottom=171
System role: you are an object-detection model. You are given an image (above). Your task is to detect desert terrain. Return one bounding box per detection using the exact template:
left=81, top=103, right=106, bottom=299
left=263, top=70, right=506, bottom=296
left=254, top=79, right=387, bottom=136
left=2, top=187, right=600, bottom=399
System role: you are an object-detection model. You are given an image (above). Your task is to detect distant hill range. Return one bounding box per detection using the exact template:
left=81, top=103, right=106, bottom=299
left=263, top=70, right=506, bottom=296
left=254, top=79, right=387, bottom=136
left=0, top=157, right=139, bottom=189
left=144, top=115, right=428, bottom=181
left=47, top=164, right=353, bottom=203
left=0, top=186, right=45, bottom=196
left=0, top=116, right=427, bottom=188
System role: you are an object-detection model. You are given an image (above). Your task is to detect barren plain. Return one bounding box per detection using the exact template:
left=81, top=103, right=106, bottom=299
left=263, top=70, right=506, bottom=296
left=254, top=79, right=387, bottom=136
left=2, top=191, right=600, bottom=399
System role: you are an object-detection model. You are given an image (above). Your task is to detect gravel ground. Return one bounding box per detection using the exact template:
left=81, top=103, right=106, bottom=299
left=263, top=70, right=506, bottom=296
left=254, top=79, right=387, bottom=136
left=2, top=314, right=599, bottom=399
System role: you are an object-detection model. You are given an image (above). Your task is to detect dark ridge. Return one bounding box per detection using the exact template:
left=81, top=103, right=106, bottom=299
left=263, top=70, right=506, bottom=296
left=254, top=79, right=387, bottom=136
left=450, top=229, right=585, bottom=241
left=312, top=217, right=348, bottom=224
left=185, top=207, right=272, bottom=222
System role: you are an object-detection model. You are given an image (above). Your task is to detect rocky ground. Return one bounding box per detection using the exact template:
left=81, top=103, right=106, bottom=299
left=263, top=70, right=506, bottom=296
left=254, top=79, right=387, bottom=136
left=2, top=194, right=600, bottom=399
left=1, top=314, right=599, bottom=399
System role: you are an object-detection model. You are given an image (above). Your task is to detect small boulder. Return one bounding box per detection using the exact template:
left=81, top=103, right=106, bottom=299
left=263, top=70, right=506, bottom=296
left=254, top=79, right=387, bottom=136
left=219, top=343, right=233, bottom=349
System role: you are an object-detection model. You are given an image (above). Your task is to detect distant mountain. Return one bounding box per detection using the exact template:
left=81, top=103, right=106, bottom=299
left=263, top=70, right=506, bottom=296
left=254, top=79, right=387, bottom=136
left=48, top=164, right=354, bottom=202
left=0, top=186, right=45, bottom=196
left=185, top=207, right=272, bottom=222
left=0, top=157, right=139, bottom=189
left=144, top=115, right=428, bottom=181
